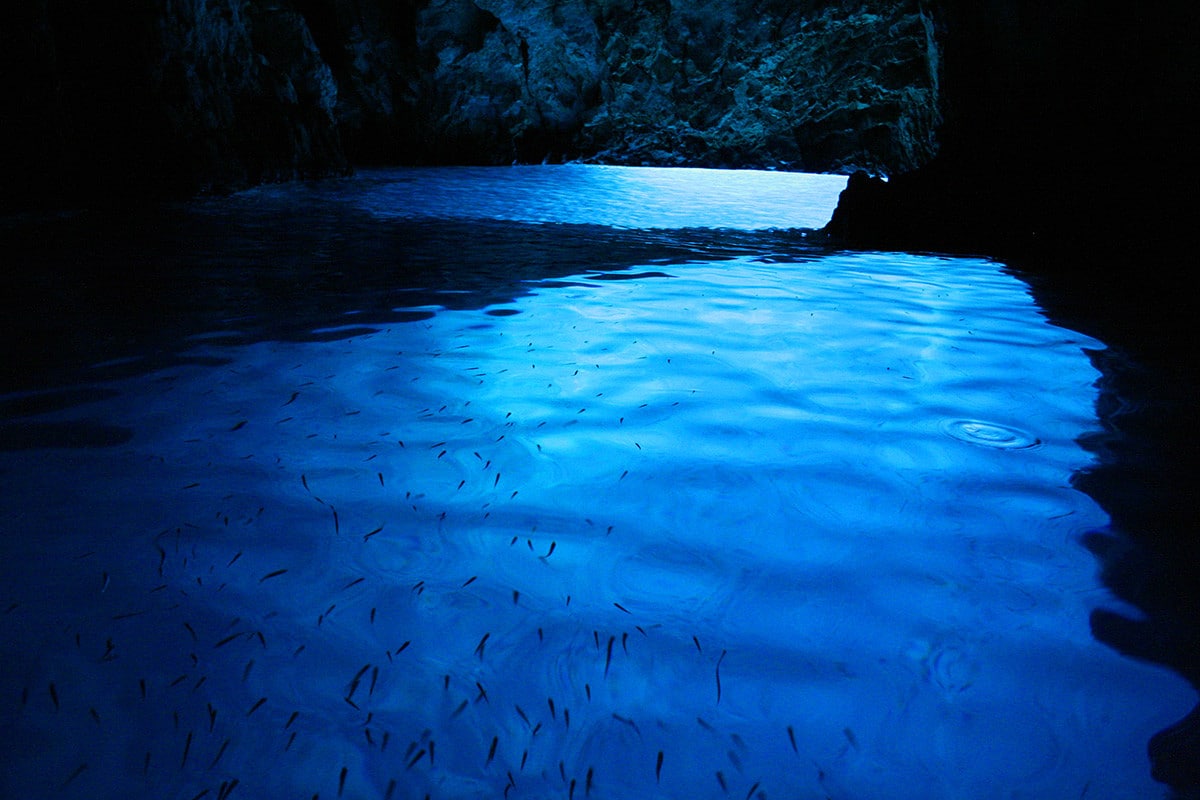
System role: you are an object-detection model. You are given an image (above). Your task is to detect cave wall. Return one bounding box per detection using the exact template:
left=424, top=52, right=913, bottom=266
left=825, top=0, right=1200, bottom=258
left=403, top=0, right=941, bottom=172
left=1, top=1, right=350, bottom=209
left=0, top=0, right=942, bottom=210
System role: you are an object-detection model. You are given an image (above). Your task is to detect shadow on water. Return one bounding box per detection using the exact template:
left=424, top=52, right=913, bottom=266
left=0, top=200, right=824, bottom=441
left=5, top=184, right=1197, bottom=793
left=1013, top=255, right=1200, bottom=795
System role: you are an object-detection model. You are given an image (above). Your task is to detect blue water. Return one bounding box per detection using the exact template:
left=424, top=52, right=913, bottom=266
left=0, top=166, right=1191, bottom=799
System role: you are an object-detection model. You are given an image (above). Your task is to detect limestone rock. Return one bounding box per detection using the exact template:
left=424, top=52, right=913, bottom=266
left=1, top=0, right=942, bottom=208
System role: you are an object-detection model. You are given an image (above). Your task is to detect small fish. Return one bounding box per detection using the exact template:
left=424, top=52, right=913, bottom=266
left=462, top=576, right=478, bottom=587
left=656, top=751, right=664, bottom=783
left=407, top=749, right=426, bottom=769
left=343, top=577, right=365, bottom=590
left=210, top=739, right=230, bottom=769
left=745, top=781, right=761, bottom=800
left=259, top=569, right=287, bottom=583
left=612, top=713, right=641, bottom=735
left=246, top=697, right=266, bottom=716
left=486, top=736, right=498, bottom=766
left=338, top=765, right=347, bottom=797
left=843, top=727, right=858, bottom=748
left=49, top=682, right=59, bottom=711
left=181, top=730, right=193, bottom=768
left=586, top=767, right=594, bottom=796
left=605, top=637, right=614, bottom=677
left=285, top=711, right=299, bottom=730
left=385, top=779, right=397, bottom=800
left=475, top=682, right=489, bottom=702
left=62, top=762, right=88, bottom=788
left=520, top=750, right=529, bottom=771
left=548, top=697, right=556, bottom=719
left=716, top=649, right=727, bottom=704
left=787, top=725, right=798, bottom=753
left=564, top=708, right=571, bottom=729
left=515, top=705, right=530, bottom=726
left=214, top=633, right=241, bottom=648
left=716, top=771, right=728, bottom=792
left=693, top=635, right=702, bottom=653
left=230, top=420, right=247, bottom=431
left=363, top=525, right=384, bottom=542
left=613, top=602, right=631, bottom=614
left=283, top=391, right=300, bottom=407
left=540, top=541, right=556, bottom=559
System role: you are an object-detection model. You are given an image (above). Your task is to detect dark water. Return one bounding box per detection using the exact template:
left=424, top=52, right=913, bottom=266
left=0, top=167, right=1191, bottom=799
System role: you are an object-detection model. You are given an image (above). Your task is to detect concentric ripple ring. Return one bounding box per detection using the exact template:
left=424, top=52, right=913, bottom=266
left=941, top=418, right=1042, bottom=450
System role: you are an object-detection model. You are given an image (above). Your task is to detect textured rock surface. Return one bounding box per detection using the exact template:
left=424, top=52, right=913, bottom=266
left=409, top=0, right=941, bottom=173
left=0, top=0, right=941, bottom=209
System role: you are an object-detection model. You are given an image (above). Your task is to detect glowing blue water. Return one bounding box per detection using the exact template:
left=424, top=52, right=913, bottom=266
left=0, top=167, right=1190, bottom=799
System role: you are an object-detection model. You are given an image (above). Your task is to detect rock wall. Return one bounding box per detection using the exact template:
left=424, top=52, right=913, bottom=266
left=824, top=0, right=1200, bottom=259
left=0, top=0, right=941, bottom=210
left=1, top=1, right=349, bottom=209
left=404, top=0, right=941, bottom=173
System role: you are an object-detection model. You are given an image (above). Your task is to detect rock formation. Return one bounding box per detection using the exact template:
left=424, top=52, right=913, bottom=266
left=0, top=0, right=941, bottom=210
left=1, top=2, right=349, bottom=209
left=823, top=1, right=1200, bottom=260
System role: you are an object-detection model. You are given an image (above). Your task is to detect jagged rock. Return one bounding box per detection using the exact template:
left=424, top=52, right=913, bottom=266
left=1, top=0, right=942, bottom=209
left=408, top=0, right=941, bottom=172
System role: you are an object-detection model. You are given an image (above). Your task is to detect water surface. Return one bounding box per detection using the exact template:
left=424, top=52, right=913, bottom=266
left=0, top=166, right=1189, bottom=799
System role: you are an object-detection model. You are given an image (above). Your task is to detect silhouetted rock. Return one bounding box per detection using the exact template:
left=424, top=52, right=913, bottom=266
left=1, top=0, right=942, bottom=210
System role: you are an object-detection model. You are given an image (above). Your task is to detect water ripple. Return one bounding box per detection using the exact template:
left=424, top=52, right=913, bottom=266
left=940, top=419, right=1043, bottom=450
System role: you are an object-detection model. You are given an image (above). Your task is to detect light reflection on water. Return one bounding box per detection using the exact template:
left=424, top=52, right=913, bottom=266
left=0, top=167, right=1190, bottom=799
